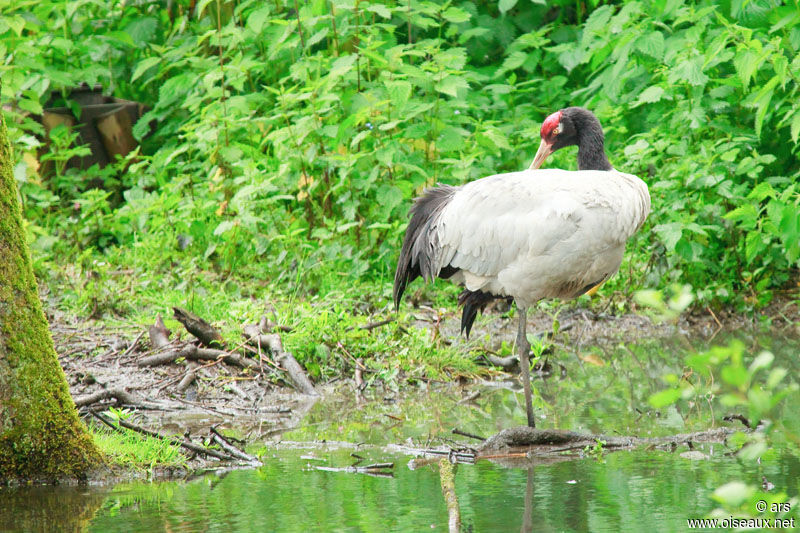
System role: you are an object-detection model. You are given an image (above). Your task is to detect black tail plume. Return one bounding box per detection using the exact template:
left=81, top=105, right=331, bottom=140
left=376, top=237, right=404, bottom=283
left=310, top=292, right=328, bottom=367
left=393, top=185, right=457, bottom=310
left=458, top=290, right=493, bottom=338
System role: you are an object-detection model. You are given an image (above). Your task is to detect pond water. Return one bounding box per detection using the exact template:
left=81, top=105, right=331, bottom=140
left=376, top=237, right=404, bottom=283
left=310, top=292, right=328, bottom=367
left=2, top=333, right=799, bottom=532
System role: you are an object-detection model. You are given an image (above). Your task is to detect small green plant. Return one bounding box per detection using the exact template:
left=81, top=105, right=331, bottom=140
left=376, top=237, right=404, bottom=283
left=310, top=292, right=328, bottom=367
left=634, top=284, right=694, bottom=323
left=710, top=481, right=798, bottom=524
left=583, top=439, right=606, bottom=461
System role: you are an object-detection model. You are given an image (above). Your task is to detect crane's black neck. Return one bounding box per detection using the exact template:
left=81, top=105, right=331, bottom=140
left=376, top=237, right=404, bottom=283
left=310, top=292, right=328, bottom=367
left=563, top=107, right=613, bottom=171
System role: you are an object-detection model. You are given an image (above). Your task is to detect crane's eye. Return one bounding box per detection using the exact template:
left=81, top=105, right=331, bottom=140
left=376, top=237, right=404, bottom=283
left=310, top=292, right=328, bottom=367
left=552, top=126, right=560, bottom=136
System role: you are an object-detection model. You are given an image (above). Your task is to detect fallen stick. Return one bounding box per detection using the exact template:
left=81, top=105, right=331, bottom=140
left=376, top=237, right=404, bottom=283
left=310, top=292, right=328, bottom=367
left=439, top=458, right=461, bottom=533
left=457, top=391, right=481, bottom=404
left=121, top=330, right=145, bottom=358
left=177, top=362, right=200, bottom=392
left=74, top=387, right=161, bottom=409
left=90, top=411, right=235, bottom=461
left=243, top=326, right=318, bottom=396
left=173, top=307, right=224, bottom=347
left=452, top=428, right=485, bottom=441
left=209, top=427, right=261, bottom=465
left=138, top=342, right=196, bottom=367
left=482, top=353, right=518, bottom=371
left=479, top=426, right=736, bottom=452
left=190, top=346, right=259, bottom=370
left=314, top=463, right=394, bottom=477
left=344, top=318, right=395, bottom=332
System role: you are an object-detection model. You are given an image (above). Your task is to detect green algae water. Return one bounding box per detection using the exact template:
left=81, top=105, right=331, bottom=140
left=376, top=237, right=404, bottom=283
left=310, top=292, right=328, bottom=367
left=2, top=334, right=799, bottom=532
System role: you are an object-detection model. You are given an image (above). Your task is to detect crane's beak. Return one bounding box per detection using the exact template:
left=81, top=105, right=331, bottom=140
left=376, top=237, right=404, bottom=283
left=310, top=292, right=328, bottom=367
left=529, top=138, right=553, bottom=170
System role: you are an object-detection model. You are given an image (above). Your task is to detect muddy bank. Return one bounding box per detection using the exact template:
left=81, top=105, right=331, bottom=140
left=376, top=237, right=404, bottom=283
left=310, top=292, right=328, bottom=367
left=51, top=299, right=799, bottom=437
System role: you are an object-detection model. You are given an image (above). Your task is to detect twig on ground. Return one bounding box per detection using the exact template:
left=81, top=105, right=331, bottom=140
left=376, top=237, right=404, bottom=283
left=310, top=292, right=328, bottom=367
left=90, top=411, right=235, bottom=461
left=177, top=361, right=200, bottom=392
left=243, top=324, right=318, bottom=395
left=452, top=428, right=485, bottom=441
left=209, top=427, right=261, bottom=465
left=74, top=387, right=162, bottom=410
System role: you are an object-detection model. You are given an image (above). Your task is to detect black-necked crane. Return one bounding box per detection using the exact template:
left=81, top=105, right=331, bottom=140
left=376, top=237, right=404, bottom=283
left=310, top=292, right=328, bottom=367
left=393, top=107, right=650, bottom=428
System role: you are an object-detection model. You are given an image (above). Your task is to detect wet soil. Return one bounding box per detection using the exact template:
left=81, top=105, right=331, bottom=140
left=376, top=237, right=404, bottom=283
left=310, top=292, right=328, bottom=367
left=49, top=298, right=799, bottom=478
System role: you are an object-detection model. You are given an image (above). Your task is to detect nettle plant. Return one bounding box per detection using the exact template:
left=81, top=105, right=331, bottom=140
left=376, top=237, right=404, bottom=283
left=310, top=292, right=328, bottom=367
left=649, top=339, right=798, bottom=457
left=549, top=1, right=800, bottom=305
left=1, top=0, right=799, bottom=306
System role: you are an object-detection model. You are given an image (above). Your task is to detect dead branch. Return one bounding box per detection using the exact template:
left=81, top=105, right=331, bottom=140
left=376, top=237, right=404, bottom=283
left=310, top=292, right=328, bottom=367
left=118, top=331, right=144, bottom=359
left=209, top=427, right=261, bottom=465
left=74, top=387, right=161, bottom=409
left=173, top=307, right=224, bottom=347
left=439, top=458, right=461, bottom=533
left=189, top=346, right=259, bottom=370
left=314, top=462, right=394, bottom=477
left=243, top=327, right=317, bottom=396
left=457, top=390, right=481, bottom=404
left=452, top=428, right=485, bottom=441
left=90, top=411, right=234, bottom=461
left=479, top=426, right=735, bottom=452
left=344, top=318, right=395, bottom=332
left=482, top=353, right=518, bottom=371
left=177, top=362, right=200, bottom=392
left=138, top=342, right=196, bottom=367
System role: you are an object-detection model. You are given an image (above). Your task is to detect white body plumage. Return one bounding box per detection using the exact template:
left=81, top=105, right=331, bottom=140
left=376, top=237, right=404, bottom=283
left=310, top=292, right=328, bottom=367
left=409, top=168, right=650, bottom=308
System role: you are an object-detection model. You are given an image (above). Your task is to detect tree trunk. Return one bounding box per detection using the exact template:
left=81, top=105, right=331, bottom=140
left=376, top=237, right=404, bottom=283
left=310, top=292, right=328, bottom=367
left=0, top=106, right=102, bottom=481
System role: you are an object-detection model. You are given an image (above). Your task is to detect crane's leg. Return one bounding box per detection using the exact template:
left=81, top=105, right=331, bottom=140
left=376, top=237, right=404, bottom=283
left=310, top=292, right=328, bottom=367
left=516, top=305, right=535, bottom=428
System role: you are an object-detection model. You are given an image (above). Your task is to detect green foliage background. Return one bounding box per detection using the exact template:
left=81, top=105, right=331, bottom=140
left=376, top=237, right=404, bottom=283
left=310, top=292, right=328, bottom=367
left=1, top=0, right=799, bottom=311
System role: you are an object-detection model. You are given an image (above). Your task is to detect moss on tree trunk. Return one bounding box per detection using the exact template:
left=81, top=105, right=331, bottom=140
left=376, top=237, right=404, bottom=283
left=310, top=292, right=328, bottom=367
left=0, top=107, right=102, bottom=481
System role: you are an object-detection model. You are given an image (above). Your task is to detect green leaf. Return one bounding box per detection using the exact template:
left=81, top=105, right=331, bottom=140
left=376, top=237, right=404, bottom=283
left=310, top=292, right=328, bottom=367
left=721, top=364, right=748, bottom=387
left=635, top=31, right=664, bottom=60
left=306, top=28, right=328, bottom=48
left=712, top=481, right=751, bottom=505
left=328, top=54, right=358, bottom=79
left=442, top=7, right=470, bottom=23
left=790, top=110, right=800, bottom=144
left=366, top=4, right=392, bottom=19
left=125, top=16, right=158, bottom=44
left=582, top=5, right=613, bottom=44
left=214, top=220, right=235, bottom=236
left=385, top=81, right=412, bottom=108
left=653, top=223, right=683, bottom=250
left=723, top=204, right=758, bottom=227
left=17, top=97, right=43, bottom=115
left=437, top=126, right=467, bottom=151
left=633, top=289, right=664, bottom=309
left=733, top=49, right=760, bottom=89
left=648, top=388, right=681, bottom=408
left=634, top=86, right=664, bottom=106
left=668, top=57, right=709, bottom=87
left=5, top=15, right=25, bottom=36
left=458, top=27, right=490, bottom=44
left=434, top=75, right=469, bottom=97
left=499, top=51, right=527, bottom=74
left=158, top=74, right=194, bottom=104
left=131, top=57, right=161, bottom=82
left=748, top=351, right=773, bottom=373
left=479, top=127, right=511, bottom=151
left=766, top=367, right=788, bottom=389
left=247, top=6, right=271, bottom=33
left=744, top=231, right=764, bottom=264
left=499, top=0, right=518, bottom=15
left=746, top=182, right=775, bottom=201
